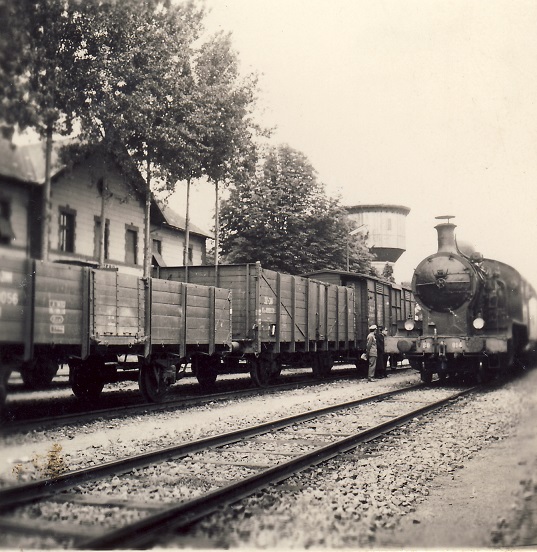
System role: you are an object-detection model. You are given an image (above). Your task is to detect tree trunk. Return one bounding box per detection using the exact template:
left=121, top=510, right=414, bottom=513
left=183, top=178, right=191, bottom=280
left=214, top=179, right=219, bottom=286
left=143, top=158, right=152, bottom=279
left=40, top=125, right=53, bottom=261
left=99, top=178, right=107, bottom=267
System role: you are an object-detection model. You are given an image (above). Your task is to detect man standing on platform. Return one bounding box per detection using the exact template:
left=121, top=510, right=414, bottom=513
left=376, top=326, right=388, bottom=378
left=366, top=324, right=377, bottom=382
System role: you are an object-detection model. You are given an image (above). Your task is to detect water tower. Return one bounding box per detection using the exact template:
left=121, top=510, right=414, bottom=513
left=346, top=204, right=410, bottom=273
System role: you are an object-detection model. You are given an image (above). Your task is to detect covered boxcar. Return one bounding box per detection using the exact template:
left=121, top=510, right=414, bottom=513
left=159, top=262, right=356, bottom=386
left=303, top=269, right=415, bottom=359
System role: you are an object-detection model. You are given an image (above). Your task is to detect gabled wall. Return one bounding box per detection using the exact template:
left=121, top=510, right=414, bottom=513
left=150, top=224, right=207, bottom=268
left=47, top=153, right=146, bottom=275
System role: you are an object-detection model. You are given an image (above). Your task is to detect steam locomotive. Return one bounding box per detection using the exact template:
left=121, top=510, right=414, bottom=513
left=386, top=217, right=537, bottom=383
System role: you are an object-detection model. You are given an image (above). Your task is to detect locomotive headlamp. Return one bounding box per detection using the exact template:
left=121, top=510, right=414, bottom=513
left=473, top=317, right=485, bottom=330
left=404, top=319, right=415, bottom=331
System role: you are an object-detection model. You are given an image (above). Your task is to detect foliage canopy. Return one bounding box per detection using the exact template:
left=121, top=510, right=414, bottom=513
left=219, top=144, right=373, bottom=274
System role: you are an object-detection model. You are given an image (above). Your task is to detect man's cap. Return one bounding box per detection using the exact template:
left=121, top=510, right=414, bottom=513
left=369, top=324, right=377, bottom=330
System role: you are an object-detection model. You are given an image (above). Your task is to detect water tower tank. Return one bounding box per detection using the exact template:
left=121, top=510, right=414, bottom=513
left=346, top=204, right=410, bottom=264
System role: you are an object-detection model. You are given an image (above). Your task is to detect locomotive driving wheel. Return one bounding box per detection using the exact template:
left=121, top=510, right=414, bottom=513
left=420, top=368, right=433, bottom=384
left=70, top=355, right=105, bottom=401
left=139, top=360, right=171, bottom=403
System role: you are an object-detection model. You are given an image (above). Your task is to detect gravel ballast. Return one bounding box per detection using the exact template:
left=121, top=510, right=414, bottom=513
left=1, top=368, right=536, bottom=549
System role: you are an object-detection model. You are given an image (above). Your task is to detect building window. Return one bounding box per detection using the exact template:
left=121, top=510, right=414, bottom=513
left=94, top=217, right=110, bottom=260
left=125, top=226, right=138, bottom=265
left=188, top=246, right=193, bottom=264
left=59, top=207, right=76, bottom=253
left=0, top=198, right=15, bottom=245
left=152, top=239, right=162, bottom=255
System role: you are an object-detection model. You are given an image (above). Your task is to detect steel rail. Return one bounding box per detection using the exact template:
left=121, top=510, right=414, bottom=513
left=1, top=367, right=366, bottom=435
left=79, top=386, right=477, bottom=549
left=0, top=383, right=422, bottom=512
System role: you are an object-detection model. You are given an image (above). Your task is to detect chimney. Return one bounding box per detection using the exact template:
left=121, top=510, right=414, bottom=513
left=435, top=222, right=458, bottom=253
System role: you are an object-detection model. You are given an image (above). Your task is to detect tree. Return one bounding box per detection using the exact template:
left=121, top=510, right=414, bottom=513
left=382, top=262, right=396, bottom=283
left=187, top=31, right=261, bottom=271
left=0, top=0, right=86, bottom=259
left=219, top=144, right=373, bottom=274
left=65, top=0, right=208, bottom=276
left=2, top=0, right=263, bottom=275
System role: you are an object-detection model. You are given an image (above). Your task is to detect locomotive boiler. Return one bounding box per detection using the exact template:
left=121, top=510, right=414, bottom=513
left=386, top=217, right=537, bottom=383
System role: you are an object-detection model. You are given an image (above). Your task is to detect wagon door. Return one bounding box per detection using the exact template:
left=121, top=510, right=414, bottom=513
left=90, top=270, right=146, bottom=348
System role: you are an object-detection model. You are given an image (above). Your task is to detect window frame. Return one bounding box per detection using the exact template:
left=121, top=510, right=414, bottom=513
left=58, top=206, right=76, bottom=253
left=0, top=196, right=15, bottom=245
left=125, top=224, right=139, bottom=266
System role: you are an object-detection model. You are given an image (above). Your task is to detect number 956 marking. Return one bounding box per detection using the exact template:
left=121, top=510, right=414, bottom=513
left=0, top=291, right=19, bottom=305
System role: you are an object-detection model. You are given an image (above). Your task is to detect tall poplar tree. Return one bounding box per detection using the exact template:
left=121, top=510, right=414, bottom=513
left=192, top=32, right=260, bottom=269
left=220, top=144, right=373, bottom=274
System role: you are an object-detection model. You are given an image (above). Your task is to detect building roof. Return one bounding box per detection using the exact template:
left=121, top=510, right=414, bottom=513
left=0, top=138, right=63, bottom=184
left=346, top=204, right=411, bottom=215
left=153, top=201, right=213, bottom=239
left=1, top=136, right=213, bottom=240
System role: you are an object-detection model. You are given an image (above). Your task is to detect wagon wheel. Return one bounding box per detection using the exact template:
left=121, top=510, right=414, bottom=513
left=269, top=358, right=283, bottom=382
left=21, top=356, right=59, bottom=390
left=139, top=361, right=171, bottom=403
left=0, top=367, right=8, bottom=420
left=250, top=356, right=273, bottom=388
left=193, top=355, right=219, bottom=389
left=70, top=355, right=105, bottom=401
left=321, top=353, right=334, bottom=376
left=420, top=369, right=433, bottom=385
left=312, top=354, right=324, bottom=379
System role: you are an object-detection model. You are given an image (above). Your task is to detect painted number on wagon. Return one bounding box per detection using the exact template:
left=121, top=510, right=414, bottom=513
left=0, top=291, right=19, bottom=306
left=49, top=299, right=66, bottom=334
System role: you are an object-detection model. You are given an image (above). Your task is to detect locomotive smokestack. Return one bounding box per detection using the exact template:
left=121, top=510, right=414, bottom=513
left=435, top=222, right=458, bottom=253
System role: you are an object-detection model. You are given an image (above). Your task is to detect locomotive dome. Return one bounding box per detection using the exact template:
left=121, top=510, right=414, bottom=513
left=412, top=221, right=477, bottom=313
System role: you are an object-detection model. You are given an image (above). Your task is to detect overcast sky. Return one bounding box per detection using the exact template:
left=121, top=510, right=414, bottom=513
left=169, top=0, right=537, bottom=286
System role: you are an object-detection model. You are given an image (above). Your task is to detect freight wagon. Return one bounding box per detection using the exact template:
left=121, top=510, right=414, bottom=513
left=0, top=255, right=232, bottom=412
left=303, top=269, right=415, bottom=365
left=159, top=262, right=357, bottom=386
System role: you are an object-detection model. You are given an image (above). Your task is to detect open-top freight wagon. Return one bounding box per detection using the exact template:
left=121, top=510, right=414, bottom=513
left=0, top=255, right=232, bottom=412
left=159, top=262, right=357, bottom=386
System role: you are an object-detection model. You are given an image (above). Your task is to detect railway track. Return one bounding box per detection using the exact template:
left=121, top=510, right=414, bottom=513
left=1, top=365, right=386, bottom=436
left=0, top=382, right=477, bottom=549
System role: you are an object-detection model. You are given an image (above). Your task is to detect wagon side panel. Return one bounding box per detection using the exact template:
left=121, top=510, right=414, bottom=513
left=0, top=256, right=32, bottom=345
left=150, top=278, right=182, bottom=346
left=33, top=261, right=85, bottom=345
left=159, top=265, right=250, bottom=342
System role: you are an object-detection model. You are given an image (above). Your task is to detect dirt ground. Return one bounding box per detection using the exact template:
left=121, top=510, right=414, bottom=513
left=376, top=370, right=537, bottom=549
